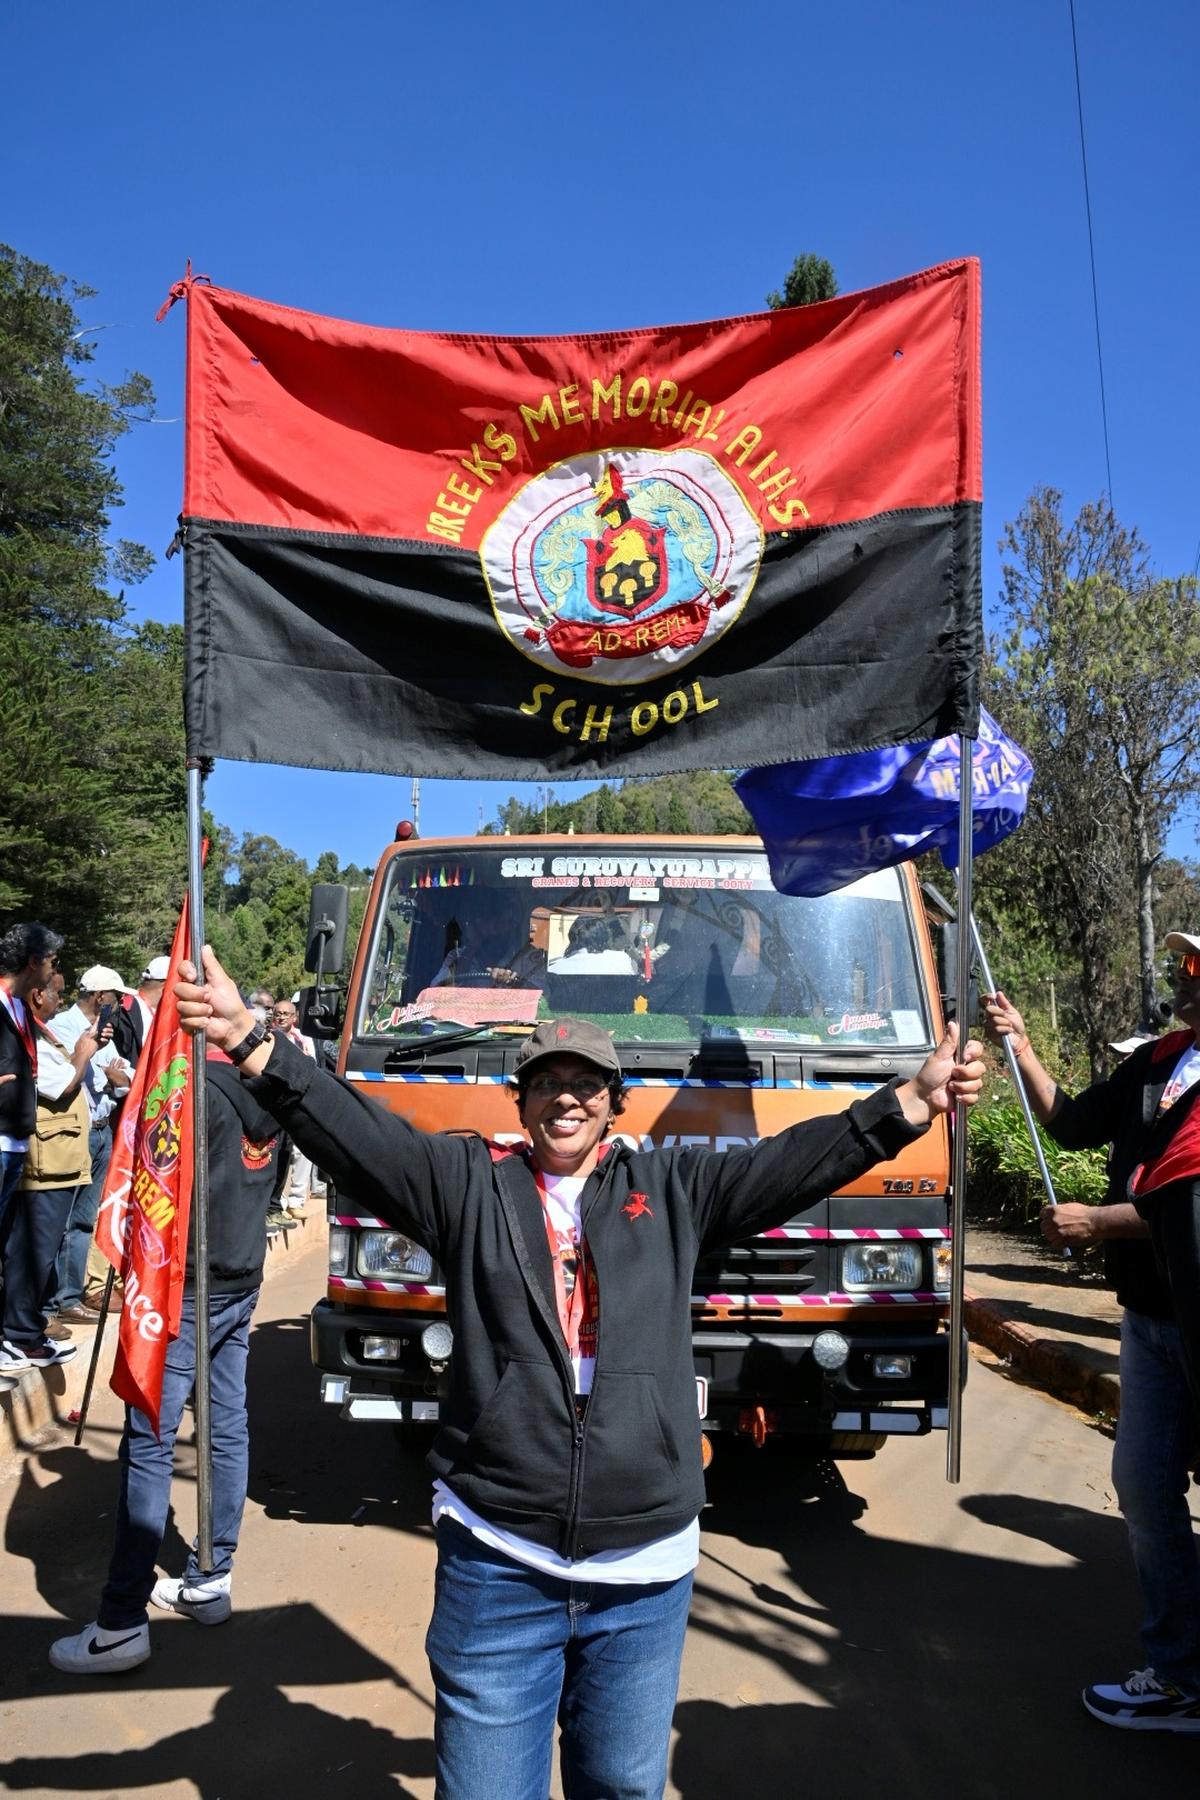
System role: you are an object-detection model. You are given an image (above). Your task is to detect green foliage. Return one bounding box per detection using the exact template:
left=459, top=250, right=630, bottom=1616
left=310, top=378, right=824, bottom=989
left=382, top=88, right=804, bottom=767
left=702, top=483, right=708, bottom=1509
left=968, top=1098, right=1108, bottom=1217
left=0, top=244, right=144, bottom=626
left=483, top=771, right=753, bottom=837
left=766, top=254, right=838, bottom=311
left=205, top=834, right=369, bottom=1003
left=982, top=488, right=1200, bottom=1078
left=0, top=242, right=190, bottom=979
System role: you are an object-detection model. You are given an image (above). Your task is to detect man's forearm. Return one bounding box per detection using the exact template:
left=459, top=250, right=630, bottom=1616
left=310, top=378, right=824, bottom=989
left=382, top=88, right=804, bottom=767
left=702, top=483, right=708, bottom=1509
left=1009, top=1040, right=1063, bottom=1124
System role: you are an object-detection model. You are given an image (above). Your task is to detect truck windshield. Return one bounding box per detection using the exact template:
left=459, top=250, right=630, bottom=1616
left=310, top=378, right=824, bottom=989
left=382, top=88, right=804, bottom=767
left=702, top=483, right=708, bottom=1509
left=359, top=847, right=932, bottom=1048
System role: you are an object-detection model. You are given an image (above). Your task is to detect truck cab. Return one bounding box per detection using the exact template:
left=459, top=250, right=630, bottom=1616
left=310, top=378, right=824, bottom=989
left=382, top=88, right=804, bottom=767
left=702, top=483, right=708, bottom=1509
left=309, top=834, right=953, bottom=1457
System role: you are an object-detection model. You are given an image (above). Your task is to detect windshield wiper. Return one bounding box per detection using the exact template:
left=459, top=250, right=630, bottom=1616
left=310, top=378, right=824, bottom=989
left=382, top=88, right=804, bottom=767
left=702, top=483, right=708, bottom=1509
left=382, top=1023, right=529, bottom=1062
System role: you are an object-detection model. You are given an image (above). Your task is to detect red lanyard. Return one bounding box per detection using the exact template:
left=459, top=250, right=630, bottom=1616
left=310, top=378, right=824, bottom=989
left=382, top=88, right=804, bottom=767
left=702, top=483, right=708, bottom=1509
left=533, top=1167, right=590, bottom=1356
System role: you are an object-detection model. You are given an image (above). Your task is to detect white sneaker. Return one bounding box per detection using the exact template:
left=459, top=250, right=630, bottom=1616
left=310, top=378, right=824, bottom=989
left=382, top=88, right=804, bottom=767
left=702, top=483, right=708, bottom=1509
left=0, top=1342, right=32, bottom=1375
left=1083, top=1666, right=1200, bottom=1732
left=150, top=1573, right=232, bottom=1625
left=49, top=1620, right=150, bottom=1674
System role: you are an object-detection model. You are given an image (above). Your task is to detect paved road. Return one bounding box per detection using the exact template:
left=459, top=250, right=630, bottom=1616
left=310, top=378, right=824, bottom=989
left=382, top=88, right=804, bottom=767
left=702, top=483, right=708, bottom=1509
left=1, top=1227, right=1194, bottom=1798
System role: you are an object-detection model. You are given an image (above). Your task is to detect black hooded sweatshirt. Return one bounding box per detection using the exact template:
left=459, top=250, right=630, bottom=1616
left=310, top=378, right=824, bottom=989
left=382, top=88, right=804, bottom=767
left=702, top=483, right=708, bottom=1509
left=246, top=1034, right=927, bottom=1559
left=192, top=1057, right=283, bottom=1294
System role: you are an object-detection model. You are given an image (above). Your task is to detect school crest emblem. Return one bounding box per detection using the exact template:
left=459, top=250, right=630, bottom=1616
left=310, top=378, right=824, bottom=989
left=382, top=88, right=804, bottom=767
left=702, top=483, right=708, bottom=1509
left=481, top=448, right=763, bottom=686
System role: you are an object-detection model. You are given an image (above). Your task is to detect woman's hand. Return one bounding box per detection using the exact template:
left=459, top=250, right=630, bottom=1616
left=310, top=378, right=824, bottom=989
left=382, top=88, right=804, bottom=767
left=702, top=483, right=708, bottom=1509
left=896, top=1021, right=986, bottom=1126
left=175, top=946, right=255, bottom=1049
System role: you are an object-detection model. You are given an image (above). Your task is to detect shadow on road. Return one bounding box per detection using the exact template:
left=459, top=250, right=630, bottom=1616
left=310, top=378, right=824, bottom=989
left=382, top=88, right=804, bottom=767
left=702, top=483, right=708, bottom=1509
left=670, top=1440, right=1188, bottom=1796
left=2, top=1676, right=435, bottom=1798
left=242, top=1313, right=434, bottom=1538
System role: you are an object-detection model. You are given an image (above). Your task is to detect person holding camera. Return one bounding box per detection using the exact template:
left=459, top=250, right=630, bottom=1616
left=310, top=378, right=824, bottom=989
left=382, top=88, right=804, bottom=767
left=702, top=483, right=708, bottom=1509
left=47, top=967, right=132, bottom=1326
left=0, top=969, right=97, bottom=1372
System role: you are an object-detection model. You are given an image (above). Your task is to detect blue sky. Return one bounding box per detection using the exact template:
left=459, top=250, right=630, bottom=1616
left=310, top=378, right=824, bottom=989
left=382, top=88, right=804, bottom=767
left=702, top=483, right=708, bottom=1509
left=5, top=0, right=1196, bottom=868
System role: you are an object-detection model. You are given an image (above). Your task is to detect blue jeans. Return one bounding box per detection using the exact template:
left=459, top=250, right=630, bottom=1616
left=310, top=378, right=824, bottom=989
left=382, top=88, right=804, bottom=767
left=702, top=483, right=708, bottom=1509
left=0, top=1182, right=78, bottom=1345
left=426, top=1518, right=692, bottom=1800
left=98, top=1286, right=259, bottom=1630
left=51, top=1123, right=111, bottom=1311
left=0, top=1148, right=26, bottom=1245
left=1112, top=1307, right=1200, bottom=1694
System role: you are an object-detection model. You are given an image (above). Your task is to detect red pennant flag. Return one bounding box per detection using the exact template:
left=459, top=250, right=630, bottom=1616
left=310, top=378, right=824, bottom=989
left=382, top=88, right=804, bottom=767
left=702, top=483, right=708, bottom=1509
left=94, top=899, right=195, bottom=1434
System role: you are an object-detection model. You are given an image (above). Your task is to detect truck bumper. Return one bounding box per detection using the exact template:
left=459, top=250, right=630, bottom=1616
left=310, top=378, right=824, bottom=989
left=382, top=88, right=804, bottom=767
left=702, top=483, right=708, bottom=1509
left=311, top=1300, right=444, bottom=1423
left=692, top=1326, right=955, bottom=1439
left=313, top=1301, right=958, bottom=1437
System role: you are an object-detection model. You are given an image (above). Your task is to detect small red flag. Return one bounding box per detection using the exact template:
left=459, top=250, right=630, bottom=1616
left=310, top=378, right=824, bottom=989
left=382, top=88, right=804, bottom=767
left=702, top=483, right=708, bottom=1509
left=94, top=898, right=195, bottom=1434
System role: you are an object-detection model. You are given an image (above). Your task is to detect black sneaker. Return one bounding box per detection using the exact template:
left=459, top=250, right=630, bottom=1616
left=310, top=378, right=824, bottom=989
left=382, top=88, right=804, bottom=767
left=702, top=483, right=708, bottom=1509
left=1083, top=1667, right=1200, bottom=1732
left=26, top=1339, right=78, bottom=1367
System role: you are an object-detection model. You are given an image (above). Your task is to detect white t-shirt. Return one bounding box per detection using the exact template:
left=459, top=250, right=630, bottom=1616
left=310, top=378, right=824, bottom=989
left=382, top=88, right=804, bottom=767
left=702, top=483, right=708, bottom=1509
left=1159, top=1041, right=1200, bottom=1113
left=432, top=1166, right=700, bottom=1584
left=0, top=989, right=32, bottom=1154
left=431, top=1481, right=699, bottom=1585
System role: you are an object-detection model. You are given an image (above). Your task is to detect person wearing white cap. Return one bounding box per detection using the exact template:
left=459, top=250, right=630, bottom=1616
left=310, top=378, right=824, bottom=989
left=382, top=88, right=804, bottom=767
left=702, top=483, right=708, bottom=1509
left=112, top=955, right=171, bottom=1068
left=47, top=969, right=133, bottom=1325
left=985, top=933, right=1200, bottom=1733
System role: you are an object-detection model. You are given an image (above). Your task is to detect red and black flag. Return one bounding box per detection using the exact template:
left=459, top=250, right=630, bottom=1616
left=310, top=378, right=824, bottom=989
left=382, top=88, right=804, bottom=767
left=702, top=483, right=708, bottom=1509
left=170, top=259, right=981, bottom=778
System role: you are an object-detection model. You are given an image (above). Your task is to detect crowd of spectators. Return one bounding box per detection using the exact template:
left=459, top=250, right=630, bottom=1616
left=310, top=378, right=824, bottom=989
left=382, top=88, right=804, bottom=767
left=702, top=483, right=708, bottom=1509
left=0, top=924, right=322, bottom=1378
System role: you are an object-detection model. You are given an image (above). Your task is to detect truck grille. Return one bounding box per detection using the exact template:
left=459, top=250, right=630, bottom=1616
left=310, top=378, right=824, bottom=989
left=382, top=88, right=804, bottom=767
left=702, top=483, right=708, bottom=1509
left=694, top=1235, right=820, bottom=1297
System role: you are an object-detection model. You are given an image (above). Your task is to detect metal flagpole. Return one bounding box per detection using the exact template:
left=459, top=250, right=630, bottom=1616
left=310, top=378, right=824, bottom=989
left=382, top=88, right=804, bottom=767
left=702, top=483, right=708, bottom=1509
left=945, top=733, right=975, bottom=1484
left=956, top=879, right=1059, bottom=1211
left=73, top=1266, right=117, bottom=1445
left=186, top=759, right=214, bottom=1568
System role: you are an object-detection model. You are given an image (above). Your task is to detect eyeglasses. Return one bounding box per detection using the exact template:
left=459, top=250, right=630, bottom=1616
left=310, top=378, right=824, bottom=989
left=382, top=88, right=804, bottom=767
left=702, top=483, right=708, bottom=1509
left=1175, top=953, right=1200, bottom=980
left=524, top=1073, right=608, bottom=1100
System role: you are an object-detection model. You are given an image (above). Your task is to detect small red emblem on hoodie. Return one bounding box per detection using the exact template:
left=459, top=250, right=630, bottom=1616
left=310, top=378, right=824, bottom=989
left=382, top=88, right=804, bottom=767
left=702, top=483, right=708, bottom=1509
left=622, top=1193, right=654, bottom=1221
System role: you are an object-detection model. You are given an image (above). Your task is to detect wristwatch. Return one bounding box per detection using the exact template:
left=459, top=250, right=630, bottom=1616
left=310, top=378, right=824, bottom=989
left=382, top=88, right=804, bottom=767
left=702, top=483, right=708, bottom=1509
left=225, top=1019, right=271, bottom=1067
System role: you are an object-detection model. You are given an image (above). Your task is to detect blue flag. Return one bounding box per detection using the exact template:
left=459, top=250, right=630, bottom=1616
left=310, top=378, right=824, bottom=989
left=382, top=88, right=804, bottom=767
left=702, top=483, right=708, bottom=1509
left=736, top=708, right=1033, bottom=897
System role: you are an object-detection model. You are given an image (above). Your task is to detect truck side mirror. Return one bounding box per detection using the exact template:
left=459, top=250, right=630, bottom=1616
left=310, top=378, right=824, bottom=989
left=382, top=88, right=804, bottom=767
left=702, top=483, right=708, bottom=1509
left=306, top=884, right=349, bottom=976
left=297, top=983, right=343, bottom=1041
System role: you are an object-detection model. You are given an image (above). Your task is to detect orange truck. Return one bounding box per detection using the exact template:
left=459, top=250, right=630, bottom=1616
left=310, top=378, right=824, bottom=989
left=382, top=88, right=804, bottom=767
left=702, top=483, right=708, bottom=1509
left=307, top=832, right=955, bottom=1459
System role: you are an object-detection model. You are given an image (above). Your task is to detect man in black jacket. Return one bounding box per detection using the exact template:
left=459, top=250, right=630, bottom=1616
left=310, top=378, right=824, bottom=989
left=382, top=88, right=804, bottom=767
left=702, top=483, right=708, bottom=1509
left=0, top=922, right=65, bottom=1242
left=985, top=949, right=1200, bottom=1736
left=49, top=1052, right=282, bottom=1675
left=176, top=944, right=982, bottom=1798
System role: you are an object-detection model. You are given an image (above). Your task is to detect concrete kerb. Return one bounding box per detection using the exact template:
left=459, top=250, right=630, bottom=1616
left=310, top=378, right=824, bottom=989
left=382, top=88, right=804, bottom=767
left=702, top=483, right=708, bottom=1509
left=0, top=1212, right=326, bottom=1461
left=964, top=1287, right=1121, bottom=1423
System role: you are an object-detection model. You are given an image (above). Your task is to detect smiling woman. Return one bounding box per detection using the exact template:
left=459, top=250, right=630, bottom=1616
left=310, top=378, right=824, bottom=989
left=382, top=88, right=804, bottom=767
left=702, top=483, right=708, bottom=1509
left=172, top=934, right=983, bottom=1797
left=510, top=1021, right=626, bottom=1179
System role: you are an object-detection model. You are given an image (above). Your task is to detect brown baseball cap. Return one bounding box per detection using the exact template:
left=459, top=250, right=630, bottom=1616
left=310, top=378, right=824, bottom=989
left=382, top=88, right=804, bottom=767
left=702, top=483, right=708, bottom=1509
left=513, top=1018, right=621, bottom=1082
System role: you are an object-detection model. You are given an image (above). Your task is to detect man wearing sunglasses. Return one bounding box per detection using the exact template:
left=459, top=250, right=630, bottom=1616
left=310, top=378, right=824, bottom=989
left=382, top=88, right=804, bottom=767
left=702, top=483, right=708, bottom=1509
left=985, top=932, right=1200, bottom=1735
left=176, top=944, right=984, bottom=1800
left=0, top=922, right=65, bottom=1244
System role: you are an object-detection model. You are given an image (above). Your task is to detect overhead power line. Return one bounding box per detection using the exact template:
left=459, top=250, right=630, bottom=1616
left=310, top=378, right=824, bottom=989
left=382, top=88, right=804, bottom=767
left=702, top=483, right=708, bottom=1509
left=1069, top=0, right=1114, bottom=507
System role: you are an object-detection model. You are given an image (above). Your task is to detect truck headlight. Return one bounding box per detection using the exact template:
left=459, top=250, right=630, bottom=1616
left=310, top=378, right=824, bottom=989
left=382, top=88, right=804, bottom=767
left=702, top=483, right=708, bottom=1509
left=328, top=1225, right=350, bottom=1276
left=357, top=1231, right=433, bottom=1279
left=361, top=1334, right=405, bottom=1361
left=933, top=1244, right=952, bottom=1292
left=842, top=1243, right=922, bottom=1290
